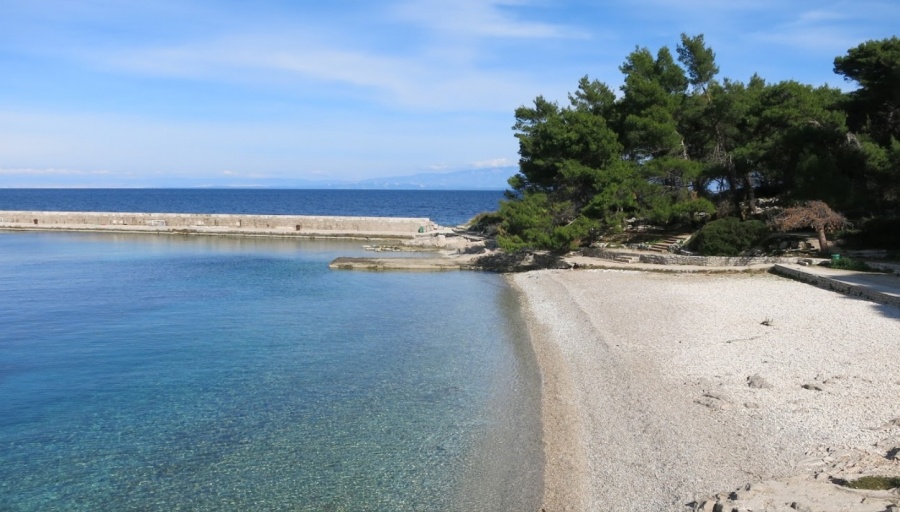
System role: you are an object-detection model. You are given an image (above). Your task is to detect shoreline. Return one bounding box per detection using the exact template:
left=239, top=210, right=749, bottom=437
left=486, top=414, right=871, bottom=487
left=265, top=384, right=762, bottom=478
left=508, top=276, right=591, bottom=510
left=511, top=269, right=900, bottom=511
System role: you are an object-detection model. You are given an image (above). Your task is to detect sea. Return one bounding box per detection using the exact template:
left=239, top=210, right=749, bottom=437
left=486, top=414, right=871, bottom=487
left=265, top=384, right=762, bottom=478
left=0, top=189, right=506, bottom=227
left=0, top=190, right=543, bottom=511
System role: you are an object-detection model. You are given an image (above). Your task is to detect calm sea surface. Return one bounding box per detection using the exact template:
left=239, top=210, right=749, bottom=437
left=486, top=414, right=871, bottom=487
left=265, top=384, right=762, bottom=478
left=0, top=189, right=505, bottom=227
left=0, top=190, right=541, bottom=511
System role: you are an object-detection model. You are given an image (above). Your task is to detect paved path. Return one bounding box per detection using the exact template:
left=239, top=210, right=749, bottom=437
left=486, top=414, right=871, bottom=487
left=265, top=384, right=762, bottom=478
left=567, top=254, right=900, bottom=309
left=771, top=263, right=900, bottom=308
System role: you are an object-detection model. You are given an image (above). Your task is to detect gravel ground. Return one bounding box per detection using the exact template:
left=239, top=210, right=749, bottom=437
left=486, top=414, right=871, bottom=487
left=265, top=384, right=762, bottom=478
left=510, top=269, right=900, bottom=511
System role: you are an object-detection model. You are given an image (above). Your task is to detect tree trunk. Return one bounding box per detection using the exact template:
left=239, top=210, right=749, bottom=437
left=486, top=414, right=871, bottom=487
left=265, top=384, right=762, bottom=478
left=743, top=172, right=756, bottom=213
left=816, top=227, right=830, bottom=255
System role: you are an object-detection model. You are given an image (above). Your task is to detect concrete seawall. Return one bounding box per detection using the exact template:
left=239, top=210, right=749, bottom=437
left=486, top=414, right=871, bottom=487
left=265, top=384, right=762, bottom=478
left=0, top=211, right=438, bottom=240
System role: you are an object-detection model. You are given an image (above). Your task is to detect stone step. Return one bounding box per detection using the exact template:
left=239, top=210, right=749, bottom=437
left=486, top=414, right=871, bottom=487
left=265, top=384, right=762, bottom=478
left=650, top=235, right=691, bottom=253
left=614, top=255, right=640, bottom=263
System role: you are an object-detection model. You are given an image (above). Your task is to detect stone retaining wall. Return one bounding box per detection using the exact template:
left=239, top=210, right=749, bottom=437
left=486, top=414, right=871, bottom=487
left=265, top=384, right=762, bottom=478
left=637, top=252, right=807, bottom=266
left=580, top=247, right=811, bottom=266
left=0, top=211, right=435, bottom=239
left=867, top=261, right=900, bottom=276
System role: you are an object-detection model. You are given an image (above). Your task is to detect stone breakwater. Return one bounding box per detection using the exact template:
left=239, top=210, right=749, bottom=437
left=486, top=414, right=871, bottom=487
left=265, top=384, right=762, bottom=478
left=0, top=211, right=439, bottom=239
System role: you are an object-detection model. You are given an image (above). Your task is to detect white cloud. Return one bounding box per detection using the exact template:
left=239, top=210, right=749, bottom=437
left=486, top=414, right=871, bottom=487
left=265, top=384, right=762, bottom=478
left=752, top=26, right=860, bottom=53
left=795, top=10, right=845, bottom=24
left=472, top=158, right=513, bottom=168
left=221, top=170, right=270, bottom=179
left=0, top=167, right=111, bottom=176
left=61, top=0, right=582, bottom=114
left=747, top=4, right=880, bottom=55
left=390, top=0, right=588, bottom=39
left=88, top=30, right=553, bottom=112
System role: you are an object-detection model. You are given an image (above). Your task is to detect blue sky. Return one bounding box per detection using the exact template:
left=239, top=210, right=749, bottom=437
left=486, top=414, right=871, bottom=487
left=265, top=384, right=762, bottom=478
left=1, top=0, right=897, bottom=187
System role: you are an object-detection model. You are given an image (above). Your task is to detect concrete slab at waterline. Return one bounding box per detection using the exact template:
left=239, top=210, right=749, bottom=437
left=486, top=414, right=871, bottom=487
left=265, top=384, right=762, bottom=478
left=0, top=211, right=440, bottom=239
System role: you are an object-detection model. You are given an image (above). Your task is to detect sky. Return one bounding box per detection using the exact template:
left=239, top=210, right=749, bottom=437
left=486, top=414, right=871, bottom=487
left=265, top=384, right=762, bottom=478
left=1, top=0, right=898, bottom=188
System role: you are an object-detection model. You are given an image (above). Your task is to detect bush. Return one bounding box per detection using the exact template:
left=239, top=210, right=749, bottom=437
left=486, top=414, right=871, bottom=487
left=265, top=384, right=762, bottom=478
left=688, top=217, right=769, bottom=256
left=466, top=211, right=503, bottom=236
left=647, top=197, right=716, bottom=226
left=496, top=193, right=600, bottom=252
left=841, top=217, right=900, bottom=250
left=834, top=476, right=900, bottom=490
left=829, top=257, right=873, bottom=271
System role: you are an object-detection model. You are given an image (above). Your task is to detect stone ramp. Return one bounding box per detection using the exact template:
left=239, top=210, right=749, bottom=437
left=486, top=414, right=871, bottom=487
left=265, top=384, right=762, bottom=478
left=329, top=257, right=475, bottom=271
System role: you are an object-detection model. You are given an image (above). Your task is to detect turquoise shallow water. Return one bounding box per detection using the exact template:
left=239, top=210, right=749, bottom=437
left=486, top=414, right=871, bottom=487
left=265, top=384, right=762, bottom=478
left=0, top=232, right=541, bottom=511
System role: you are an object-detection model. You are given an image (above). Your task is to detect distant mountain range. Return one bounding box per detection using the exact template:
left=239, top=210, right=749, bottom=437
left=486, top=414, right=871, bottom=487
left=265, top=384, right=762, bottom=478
left=343, top=166, right=515, bottom=190
left=2, top=166, right=518, bottom=189
left=221, top=166, right=516, bottom=190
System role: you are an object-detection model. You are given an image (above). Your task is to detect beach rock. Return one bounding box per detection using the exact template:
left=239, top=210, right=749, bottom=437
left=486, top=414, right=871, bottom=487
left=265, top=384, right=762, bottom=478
left=695, top=392, right=733, bottom=410
left=461, top=243, right=486, bottom=255
left=748, top=374, right=773, bottom=389
left=705, top=476, right=900, bottom=512
left=692, top=499, right=717, bottom=511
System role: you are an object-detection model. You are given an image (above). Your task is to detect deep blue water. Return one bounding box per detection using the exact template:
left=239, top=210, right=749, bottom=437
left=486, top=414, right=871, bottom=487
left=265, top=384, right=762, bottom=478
left=0, top=230, right=541, bottom=509
left=0, top=189, right=505, bottom=227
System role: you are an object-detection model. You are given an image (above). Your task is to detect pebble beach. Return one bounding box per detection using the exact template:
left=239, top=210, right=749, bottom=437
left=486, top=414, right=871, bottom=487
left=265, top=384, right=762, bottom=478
left=511, top=269, right=900, bottom=511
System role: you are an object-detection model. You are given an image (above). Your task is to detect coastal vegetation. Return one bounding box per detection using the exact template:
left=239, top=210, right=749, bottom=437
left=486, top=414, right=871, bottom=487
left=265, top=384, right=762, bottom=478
left=494, top=34, right=900, bottom=255
left=772, top=200, right=849, bottom=255
left=833, top=475, right=900, bottom=490
left=687, top=218, right=768, bottom=257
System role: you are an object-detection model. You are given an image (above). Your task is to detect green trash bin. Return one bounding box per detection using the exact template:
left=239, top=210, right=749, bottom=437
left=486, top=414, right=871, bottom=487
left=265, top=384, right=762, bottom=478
left=831, top=254, right=841, bottom=265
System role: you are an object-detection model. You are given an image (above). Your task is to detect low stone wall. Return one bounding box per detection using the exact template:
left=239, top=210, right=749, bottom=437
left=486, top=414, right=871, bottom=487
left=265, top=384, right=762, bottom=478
left=637, top=252, right=807, bottom=266
left=0, top=211, right=436, bottom=239
left=580, top=248, right=643, bottom=261
left=580, top=247, right=808, bottom=266
left=867, top=261, right=900, bottom=276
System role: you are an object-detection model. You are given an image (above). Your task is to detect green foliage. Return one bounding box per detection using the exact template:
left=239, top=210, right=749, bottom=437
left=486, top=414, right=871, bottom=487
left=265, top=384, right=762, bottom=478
left=496, top=193, right=599, bottom=252
left=465, top=211, right=503, bottom=236
left=834, top=37, right=900, bottom=211
left=667, top=197, right=715, bottom=225
left=677, top=33, right=719, bottom=92
left=828, top=256, right=873, bottom=272
left=512, top=96, right=622, bottom=195
left=834, top=36, right=900, bottom=145
left=493, top=34, right=900, bottom=252
left=842, top=217, right=900, bottom=249
left=834, top=476, right=900, bottom=490
left=688, top=218, right=769, bottom=256
left=496, top=193, right=554, bottom=251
